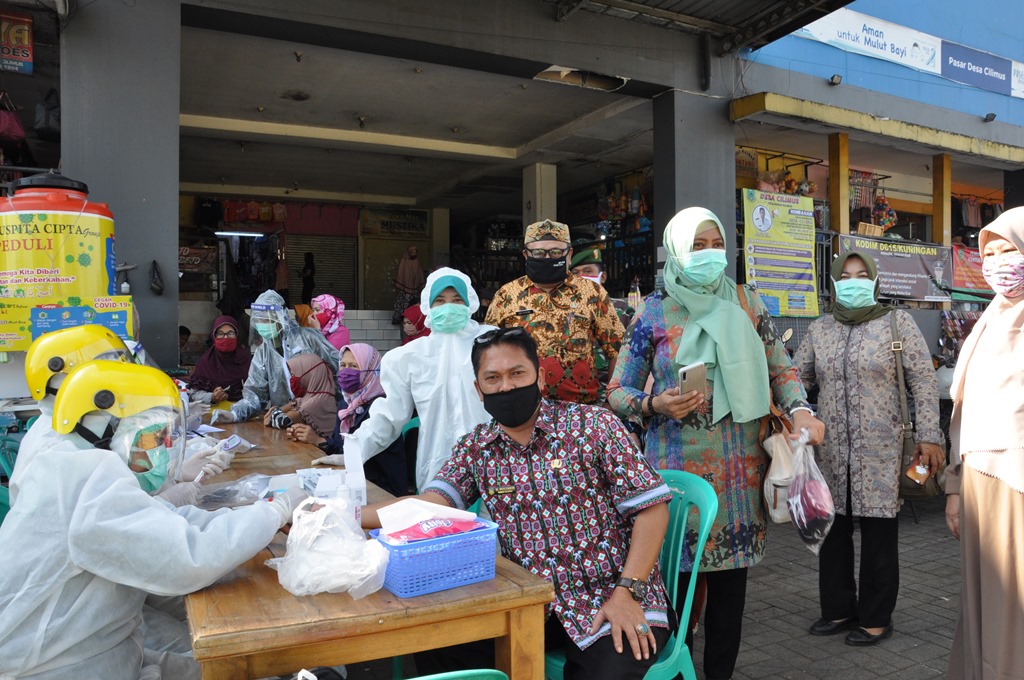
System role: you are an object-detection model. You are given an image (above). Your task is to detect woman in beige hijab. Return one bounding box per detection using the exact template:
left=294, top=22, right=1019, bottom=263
left=946, top=206, right=1024, bottom=679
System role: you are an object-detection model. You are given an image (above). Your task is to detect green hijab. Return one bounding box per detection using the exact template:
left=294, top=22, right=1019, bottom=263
left=829, top=250, right=892, bottom=325
left=664, top=207, right=770, bottom=424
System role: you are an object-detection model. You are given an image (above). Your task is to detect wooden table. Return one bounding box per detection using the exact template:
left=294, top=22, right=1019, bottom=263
left=185, top=422, right=555, bottom=680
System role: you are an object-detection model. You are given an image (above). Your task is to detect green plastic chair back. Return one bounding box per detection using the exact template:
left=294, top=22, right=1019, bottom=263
left=544, top=469, right=718, bottom=680
left=0, top=436, right=18, bottom=480
left=415, top=671, right=508, bottom=680
left=0, top=485, right=10, bottom=526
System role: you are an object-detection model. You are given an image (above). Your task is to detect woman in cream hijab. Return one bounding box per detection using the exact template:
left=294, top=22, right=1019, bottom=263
left=946, top=206, right=1024, bottom=679
left=608, top=207, right=823, bottom=680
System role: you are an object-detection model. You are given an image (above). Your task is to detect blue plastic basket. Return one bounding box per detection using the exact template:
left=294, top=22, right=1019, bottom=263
left=370, top=520, right=498, bottom=598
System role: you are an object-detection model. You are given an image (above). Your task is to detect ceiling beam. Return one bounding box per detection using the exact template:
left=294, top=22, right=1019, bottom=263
left=179, top=114, right=518, bottom=161
left=179, top=182, right=416, bottom=205
left=556, top=0, right=587, bottom=21
left=595, top=0, right=734, bottom=34
left=516, top=98, right=649, bottom=157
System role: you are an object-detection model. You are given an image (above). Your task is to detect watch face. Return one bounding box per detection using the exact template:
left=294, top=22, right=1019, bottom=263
left=632, top=579, right=649, bottom=601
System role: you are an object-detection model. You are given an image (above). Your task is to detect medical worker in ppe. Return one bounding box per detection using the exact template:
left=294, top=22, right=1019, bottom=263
left=14, top=326, right=230, bottom=509
left=214, top=289, right=339, bottom=424
left=314, top=267, right=494, bottom=490
left=0, top=360, right=306, bottom=680
left=12, top=325, right=134, bottom=503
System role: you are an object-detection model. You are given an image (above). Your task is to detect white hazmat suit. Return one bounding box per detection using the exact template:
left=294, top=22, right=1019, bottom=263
left=325, top=268, right=494, bottom=490
left=0, top=435, right=285, bottom=679
left=229, top=289, right=340, bottom=423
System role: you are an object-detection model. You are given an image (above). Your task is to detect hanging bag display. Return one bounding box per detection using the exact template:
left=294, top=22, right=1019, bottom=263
left=34, top=88, right=60, bottom=141
left=891, top=312, right=942, bottom=500
left=0, top=91, right=26, bottom=143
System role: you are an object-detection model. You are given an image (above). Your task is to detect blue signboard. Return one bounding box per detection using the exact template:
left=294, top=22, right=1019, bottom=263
left=941, top=41, right=1011, bottom=95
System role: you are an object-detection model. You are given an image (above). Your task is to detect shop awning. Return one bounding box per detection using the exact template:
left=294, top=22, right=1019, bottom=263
left=730, top=92, right=1024, bottom=167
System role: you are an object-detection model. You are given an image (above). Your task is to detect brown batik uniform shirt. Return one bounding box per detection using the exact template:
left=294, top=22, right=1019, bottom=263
left=485, top=273, right=624, bottom=405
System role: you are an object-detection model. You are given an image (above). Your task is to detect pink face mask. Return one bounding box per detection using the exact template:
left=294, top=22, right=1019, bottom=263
left=982, top=250, right=1024, bottom=298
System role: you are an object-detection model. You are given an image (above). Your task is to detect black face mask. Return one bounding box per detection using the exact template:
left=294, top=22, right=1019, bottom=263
left=482, top=381, right=541, bottom=428
left=525, top=257, right=568, bottom=284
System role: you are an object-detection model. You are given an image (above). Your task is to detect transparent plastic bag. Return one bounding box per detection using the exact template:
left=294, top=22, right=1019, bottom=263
left=266, top=497, right=389, bottom=598
left=195, top=473, right=269, bottom=511
left=786, top=429, right=835, bottom=555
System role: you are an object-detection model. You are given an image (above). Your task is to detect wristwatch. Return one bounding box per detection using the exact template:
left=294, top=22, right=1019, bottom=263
left=615, top=576, right=650, bottom=601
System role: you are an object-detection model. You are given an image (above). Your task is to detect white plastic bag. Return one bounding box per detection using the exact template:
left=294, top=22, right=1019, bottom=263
left=266, top=497, right=389, bottom=598
left=786, top=429, right=835, bottom=555
left=763, top=432, right=796, bottom=524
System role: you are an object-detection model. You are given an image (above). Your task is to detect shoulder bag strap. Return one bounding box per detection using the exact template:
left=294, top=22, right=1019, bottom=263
left=890, top=311, right=914, bottom=443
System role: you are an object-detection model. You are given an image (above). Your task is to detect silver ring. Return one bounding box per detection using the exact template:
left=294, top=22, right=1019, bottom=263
left=635, top=623, right=650, bottom=636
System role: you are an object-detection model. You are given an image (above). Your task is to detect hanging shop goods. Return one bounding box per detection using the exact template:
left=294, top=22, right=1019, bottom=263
left=0, top=173, right=133, bottom=350
left=872, top=195, right=898, bottom=231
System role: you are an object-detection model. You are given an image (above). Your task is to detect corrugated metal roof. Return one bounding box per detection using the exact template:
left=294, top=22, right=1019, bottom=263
left=547, top=0, right=853, bottom=53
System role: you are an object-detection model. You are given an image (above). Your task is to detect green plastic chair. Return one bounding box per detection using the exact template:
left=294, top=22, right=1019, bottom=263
left=415, top=672, right=508, bottom=680
left=544, top=469, right=718, bottom=680
left=0, top=485, right=10, bottom=526
left=0, top=436, right=18, bottom=480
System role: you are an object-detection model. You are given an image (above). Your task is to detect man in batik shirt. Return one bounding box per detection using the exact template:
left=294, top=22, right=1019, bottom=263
left=361, top=329, right=672, bottom=679
left=485, top=219, right=624, bottom=405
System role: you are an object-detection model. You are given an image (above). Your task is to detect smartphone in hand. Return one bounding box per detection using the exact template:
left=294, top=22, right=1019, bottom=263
left=678, top=361, right=708, bottom=396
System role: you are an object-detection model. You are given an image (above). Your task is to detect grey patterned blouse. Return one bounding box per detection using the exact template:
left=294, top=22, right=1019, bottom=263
left=793, top=309, right=943, bottom=518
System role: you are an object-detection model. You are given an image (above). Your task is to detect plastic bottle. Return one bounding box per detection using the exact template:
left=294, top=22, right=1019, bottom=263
left=628, top=279, right=642, bottom=313
left=120, top=279, right=130, bottom=295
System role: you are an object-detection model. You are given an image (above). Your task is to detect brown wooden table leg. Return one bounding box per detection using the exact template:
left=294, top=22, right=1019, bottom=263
left=495, top=603, right=546, bottom=680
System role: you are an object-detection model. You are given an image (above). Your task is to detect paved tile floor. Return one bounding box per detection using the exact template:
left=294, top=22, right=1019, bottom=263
left=299, top=494, right=958, bottom=680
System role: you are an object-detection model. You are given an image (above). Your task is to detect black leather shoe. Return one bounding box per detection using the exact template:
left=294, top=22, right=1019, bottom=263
left=845, top=623, right=893, bottom=646
left=809, top=617, right=857, bottom=636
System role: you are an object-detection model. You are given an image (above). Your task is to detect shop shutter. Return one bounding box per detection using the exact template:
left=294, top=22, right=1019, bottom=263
left=286, top=235, right=358, bottom=308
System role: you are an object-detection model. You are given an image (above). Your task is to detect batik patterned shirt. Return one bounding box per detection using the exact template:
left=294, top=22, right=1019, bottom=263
left=424, top=399, right=672, bottom=650
left=485, top=273, right=625, bottom=405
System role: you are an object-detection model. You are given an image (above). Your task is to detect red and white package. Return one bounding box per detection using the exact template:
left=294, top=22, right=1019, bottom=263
left=382, top=518, right=487, bottom=544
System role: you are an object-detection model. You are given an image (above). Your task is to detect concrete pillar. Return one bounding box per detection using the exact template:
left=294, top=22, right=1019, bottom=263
left=523, top=163, right=557, bottom=226
left=652, top=90, right=736, bottom=277
left=62, top=1, right=182, bottom=368
left=932, top=154, right=951, bottom=311
left=1006, top=169, right=1024, bottom=209
left=828, top=133, right=850, bottom=235
left=431, top=208, right=450, bottom=267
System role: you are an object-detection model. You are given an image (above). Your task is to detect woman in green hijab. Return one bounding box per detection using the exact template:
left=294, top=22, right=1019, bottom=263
left=609, top=207, right=823, bottom=680
left=793, top=249, right=944, bottom=647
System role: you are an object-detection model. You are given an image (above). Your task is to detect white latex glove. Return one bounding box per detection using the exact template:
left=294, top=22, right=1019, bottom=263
left=210, top=409, right=236, bottom=425
left=267, top=487, right=309, bottom=528
left=180, top=446, right=217, bottom=481
left=311, top=454, right=345, bottom=467
left=157, top=481, right=201, bottom=508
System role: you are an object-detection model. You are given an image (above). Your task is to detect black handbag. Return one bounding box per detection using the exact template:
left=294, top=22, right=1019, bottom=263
left=891, top=312, right=941, bottom=500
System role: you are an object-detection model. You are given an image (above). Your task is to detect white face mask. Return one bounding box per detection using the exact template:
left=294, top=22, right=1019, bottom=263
left=580, top=274, right=604, bottom=286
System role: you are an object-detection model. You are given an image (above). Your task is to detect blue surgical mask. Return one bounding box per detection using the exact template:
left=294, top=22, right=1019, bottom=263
left=676, top=249, right=728, bottom=287
left=833, top=278, right=877, bottom=309
left=132, top=446, right=170, bottom=493
left=430, top=303, right=470, bottom=333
